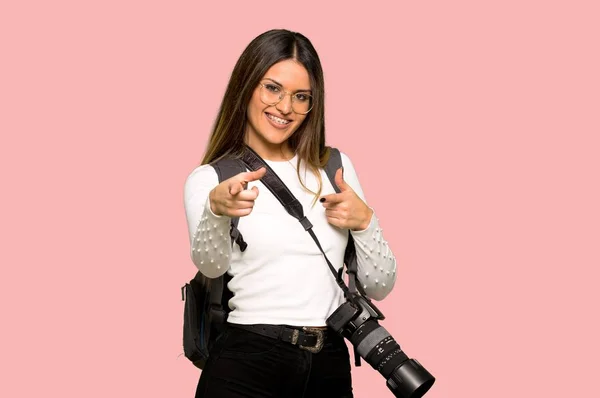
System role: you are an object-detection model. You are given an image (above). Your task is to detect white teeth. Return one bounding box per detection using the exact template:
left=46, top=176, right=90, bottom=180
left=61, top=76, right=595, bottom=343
left=266, top=113, right=290, bottom=125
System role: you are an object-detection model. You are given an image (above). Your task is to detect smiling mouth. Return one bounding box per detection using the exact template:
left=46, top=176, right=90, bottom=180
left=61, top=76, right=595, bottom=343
left=265, top=112, right=292, bottom=125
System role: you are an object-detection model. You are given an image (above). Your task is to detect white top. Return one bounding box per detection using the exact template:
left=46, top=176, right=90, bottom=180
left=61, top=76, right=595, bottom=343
left=183, top=151, right=397, bottom=327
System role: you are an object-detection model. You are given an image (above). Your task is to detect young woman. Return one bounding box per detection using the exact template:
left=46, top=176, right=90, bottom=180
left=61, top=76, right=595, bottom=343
left=184, top=29, right=397, bottom=398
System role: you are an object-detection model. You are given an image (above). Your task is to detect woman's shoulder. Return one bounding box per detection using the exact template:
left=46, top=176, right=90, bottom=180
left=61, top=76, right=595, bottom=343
left=184, top=163, right=219, bottom=194
left=326, top=146, right=357, bottom=172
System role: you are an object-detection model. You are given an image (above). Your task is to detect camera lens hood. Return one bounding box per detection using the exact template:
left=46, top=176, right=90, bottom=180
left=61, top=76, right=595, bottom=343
left=386, top=358, right=435, bottom=398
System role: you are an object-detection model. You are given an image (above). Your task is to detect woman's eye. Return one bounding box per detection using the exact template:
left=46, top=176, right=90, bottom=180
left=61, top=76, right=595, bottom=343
left=295, top=94, right=309, bottom=102
left=265, top=84, right=280, bottom=93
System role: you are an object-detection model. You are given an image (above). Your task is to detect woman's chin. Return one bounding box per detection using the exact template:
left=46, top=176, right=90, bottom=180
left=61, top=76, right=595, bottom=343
left=245, top=123, right=296, bottom=149
left=262, top=127, right=294, bottom=144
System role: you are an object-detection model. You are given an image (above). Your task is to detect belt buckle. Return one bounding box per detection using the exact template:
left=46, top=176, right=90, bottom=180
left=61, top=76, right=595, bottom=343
left=298, top=326, right=325, bottom=354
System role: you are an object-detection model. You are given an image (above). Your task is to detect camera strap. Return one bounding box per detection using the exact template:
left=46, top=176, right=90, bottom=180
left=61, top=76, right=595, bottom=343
left=241, top=144, right=359, bottom=300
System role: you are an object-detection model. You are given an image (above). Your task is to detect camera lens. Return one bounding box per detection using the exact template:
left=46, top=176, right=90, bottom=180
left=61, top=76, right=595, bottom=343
left=349, top=320, right=435, bottom=398
left=351, top=320, right=408, bottom=378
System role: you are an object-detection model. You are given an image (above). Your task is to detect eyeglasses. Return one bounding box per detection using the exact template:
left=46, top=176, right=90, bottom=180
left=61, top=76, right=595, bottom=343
left=258, top=82, right=314, bottom=115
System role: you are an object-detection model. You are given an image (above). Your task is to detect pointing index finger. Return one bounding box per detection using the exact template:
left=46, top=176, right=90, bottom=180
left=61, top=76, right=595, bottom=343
left=241, top=167, right=267, bottom=183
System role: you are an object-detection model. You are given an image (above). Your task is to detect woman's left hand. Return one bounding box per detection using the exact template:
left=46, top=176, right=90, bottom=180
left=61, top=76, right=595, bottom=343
left=320, top=168, right=374, bottom=231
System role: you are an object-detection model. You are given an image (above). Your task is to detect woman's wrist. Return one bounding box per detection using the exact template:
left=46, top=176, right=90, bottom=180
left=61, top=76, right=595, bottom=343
left=209, top=188, right=222, bottom=217
left=352, top=206, right=374, bottom=231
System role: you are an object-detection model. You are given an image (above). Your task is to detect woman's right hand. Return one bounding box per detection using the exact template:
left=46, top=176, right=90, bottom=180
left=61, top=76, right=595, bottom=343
left=209, top=167, right=267, bottom=217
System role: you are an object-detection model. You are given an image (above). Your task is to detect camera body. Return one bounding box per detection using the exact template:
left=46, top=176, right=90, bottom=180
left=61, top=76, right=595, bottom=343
left=326, top=295, right=435, bottom=398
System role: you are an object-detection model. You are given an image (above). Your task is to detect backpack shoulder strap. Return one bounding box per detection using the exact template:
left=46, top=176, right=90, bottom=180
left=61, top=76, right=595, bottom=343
left=323, top=147, right=366, bottom=297
left=211, top=156, right=247, bottom=184
left=210, top=156, right=248, bottom=252
left=197, top=155, right=246, bottom=320
left=324, top=147, right=342, bottom=194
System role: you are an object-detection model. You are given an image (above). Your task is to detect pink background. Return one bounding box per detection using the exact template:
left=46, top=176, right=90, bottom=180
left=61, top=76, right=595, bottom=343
left=1, top=1, right=599, bottom=397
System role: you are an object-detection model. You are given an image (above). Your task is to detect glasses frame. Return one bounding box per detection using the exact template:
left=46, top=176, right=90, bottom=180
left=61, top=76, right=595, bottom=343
left=258, top=82, right=314, bottom=115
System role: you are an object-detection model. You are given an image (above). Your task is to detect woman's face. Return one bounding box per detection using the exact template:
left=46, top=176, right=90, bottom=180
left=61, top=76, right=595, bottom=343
left=244, top=59, right=311, bottom=158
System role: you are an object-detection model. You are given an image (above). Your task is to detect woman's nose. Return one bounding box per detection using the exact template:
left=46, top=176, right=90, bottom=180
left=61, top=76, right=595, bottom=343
left=276, top=94, right=293, bottom=114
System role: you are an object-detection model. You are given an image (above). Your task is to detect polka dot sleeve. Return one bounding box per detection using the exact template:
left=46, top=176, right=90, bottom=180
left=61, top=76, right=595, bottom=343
left=184, top=164, right=232, bottom=278
left=350, top=213, right=397, bottom=301
left=340, top=152, right=398, bottom=301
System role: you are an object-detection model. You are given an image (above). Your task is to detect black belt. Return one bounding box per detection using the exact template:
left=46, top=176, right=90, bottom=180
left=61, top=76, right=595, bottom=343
left=228, top=323, right=328, bottom=354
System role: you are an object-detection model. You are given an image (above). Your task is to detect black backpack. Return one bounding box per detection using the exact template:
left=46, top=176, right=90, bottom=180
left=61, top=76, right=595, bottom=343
left=181, top=146, right=365, bottom=369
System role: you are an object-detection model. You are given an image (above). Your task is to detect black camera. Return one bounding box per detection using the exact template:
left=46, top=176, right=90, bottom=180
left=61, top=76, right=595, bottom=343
left=327, top=295, right=435, bottom=398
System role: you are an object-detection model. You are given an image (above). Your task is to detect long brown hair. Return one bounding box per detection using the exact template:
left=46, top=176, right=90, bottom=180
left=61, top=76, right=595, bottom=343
left=200, top=29, right=332, bottom=204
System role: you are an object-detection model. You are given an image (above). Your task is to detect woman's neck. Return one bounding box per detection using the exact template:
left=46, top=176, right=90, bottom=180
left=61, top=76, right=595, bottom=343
left=244, top=136, right=295, bottom=161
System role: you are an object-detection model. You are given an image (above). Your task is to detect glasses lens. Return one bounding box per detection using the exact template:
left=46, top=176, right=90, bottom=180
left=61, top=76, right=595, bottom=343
left=260, top=83, right=282, bottom=105
left=292, top=93, right=313, bottom=114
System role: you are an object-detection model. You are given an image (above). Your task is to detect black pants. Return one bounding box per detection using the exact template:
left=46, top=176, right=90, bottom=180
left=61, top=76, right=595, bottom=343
left=195, top=323, right=354, bottom=398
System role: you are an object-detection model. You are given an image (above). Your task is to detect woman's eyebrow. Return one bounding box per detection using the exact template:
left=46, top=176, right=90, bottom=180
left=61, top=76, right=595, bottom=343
left=263, top=77, right=312, bottom=93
